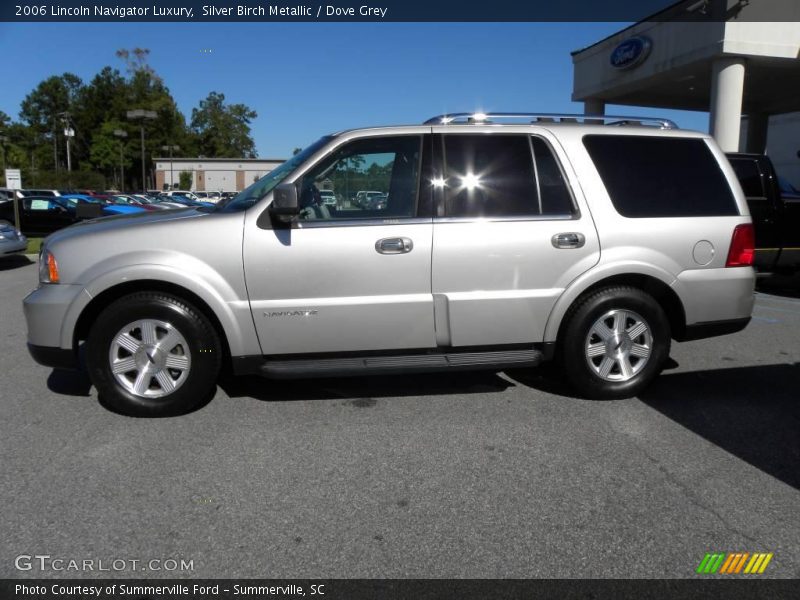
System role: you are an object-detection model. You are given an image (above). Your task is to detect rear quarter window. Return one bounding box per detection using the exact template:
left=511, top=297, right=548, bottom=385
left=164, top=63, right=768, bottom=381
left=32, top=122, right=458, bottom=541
left=583, top=135, right=739, bottom=218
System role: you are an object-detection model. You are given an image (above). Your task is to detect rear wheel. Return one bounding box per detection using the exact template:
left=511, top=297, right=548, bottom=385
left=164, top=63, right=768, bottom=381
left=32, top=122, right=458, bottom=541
left=86, top=292, right=221, bottom=416
left=559, top=286, right=670, bottom=399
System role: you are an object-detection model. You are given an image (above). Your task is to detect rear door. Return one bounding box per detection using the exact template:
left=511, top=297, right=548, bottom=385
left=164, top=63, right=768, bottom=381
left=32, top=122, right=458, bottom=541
left=430, top=128, right=600, bottom=347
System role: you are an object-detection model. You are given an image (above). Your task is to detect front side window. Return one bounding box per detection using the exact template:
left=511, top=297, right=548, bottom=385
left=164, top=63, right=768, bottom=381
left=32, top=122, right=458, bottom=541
left=297, top=135, right=422, bottom=221
left=441, top=134, right=574, bottom=218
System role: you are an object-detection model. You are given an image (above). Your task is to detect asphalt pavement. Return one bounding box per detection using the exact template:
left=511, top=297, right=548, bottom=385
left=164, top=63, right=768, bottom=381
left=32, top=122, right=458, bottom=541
left=1, top=256, right=798, bottom=579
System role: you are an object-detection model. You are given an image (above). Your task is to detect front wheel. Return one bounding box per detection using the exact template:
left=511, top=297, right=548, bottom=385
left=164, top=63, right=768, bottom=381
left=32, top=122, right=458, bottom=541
left=86, top=292, right=221, bottom=416
left=559, top=286, right=671, bottom=399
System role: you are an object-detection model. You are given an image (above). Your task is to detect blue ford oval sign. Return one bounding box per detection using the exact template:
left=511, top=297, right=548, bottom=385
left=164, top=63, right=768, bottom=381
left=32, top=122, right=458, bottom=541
left=610, top=36, right=652, bottom=70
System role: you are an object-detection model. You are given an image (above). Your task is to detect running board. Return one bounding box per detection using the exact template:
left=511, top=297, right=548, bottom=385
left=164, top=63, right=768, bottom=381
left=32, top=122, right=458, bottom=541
left=257, top=349, right=543, bottom=379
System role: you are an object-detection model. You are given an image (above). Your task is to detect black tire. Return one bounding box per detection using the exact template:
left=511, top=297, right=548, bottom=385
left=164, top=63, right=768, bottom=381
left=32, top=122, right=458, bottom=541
left=86, top=292, right=221, bottom=416
left=558, top=286, right=671, bottom=399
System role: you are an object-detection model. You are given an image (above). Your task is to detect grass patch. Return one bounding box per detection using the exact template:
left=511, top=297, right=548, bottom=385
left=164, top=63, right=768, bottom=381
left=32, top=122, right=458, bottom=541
left=26, top=237, right=43, bottom=255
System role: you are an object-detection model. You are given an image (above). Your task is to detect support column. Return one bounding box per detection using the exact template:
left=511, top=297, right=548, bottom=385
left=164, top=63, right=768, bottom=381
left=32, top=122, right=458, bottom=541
left=584, top=99, right=606, bottom=116
left=745, top=112, right=768, bottom=154
left=709, top=57, right=746, bottom=152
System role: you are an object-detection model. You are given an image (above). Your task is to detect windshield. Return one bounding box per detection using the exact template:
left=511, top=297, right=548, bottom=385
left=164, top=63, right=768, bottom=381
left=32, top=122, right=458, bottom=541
left=216, top=136, right=333, bottom=212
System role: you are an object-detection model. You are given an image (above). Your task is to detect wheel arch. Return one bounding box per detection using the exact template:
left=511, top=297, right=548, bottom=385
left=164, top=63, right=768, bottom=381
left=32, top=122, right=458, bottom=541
left=74, top=280, right=235, bottom=365
left=546, top=270, right=687, bottom=346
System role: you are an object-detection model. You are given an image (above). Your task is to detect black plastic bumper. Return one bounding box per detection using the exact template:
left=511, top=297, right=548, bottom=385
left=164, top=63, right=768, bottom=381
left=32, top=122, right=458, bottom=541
left=27, top=344, right=78, bottom=370
left=679, top=317, right=751, bottom=342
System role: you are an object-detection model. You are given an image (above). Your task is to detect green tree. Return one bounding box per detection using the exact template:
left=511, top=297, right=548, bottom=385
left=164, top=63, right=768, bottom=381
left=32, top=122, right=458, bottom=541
left=19, top=73, right=83, bottom=170
left=178, top=171, right=193, bottom=189
left=191, top=91, right=257, bottom=158
left=89, top=120, right=133, bottom=188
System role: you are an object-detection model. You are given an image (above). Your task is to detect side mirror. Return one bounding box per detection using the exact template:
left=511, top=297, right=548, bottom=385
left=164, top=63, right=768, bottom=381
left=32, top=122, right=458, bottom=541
left=269, top=182, right=300, bottom=222
left=270, top=182, right=300, bottom=216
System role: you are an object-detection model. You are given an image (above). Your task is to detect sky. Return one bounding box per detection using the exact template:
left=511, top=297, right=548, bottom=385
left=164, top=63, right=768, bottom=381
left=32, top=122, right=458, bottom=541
left=0, top=22, right=710, bottom=158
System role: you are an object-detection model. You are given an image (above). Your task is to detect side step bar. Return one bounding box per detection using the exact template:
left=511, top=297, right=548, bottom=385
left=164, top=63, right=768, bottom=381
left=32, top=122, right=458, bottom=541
left=257, top=348, right=543, bottom=379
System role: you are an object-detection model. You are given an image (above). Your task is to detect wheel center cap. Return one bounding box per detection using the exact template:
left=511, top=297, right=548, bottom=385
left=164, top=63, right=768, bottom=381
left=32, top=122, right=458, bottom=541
left=135, top=345, right=166, bottom=370
left=606, top=334, right=632, bottom=356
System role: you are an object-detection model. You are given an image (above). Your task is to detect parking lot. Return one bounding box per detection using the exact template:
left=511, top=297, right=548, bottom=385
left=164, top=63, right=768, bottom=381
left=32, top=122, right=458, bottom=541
left=1, top=256, right=798, bottom=579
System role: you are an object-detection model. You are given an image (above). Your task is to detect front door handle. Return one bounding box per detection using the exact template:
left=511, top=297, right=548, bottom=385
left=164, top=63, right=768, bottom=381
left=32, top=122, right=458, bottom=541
left=552, top=232, right=586, bottom=249
left=376, top=237, right=414, bottom=254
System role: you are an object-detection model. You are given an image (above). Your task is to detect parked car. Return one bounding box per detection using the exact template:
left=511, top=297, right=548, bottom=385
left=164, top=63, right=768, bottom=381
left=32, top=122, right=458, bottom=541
left=0, top=188, right=23, bottom=201
left=319, top=190, right=337, bottom=206
left=128, top=194, right=173, bottom=210
left=162, top=190, right=199, bottom=201
left=111, top=195, right=161, bottom=211
left=354, top=190, right=386, bottom=209
left=0, top=196, right=80, bottom=235
left=0, top=220, right=27, bottom=256
left=24, top=112, right=755, bottom=416
left=59, top=194, right=146, bottom=217
left=167, top=194, right=215, bottom=208
left=726, top=153, right=800, bottom=273
left=19, top=189, right=60, bottom=197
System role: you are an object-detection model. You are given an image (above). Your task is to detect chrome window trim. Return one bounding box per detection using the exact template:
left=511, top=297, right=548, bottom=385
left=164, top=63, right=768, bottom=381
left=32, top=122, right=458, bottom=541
left=528, top=135, right=543, bottom=215
left=296, top=217, right=433, bottom=229
left=531, top=135, right=581, bottom=217
left=432, top=214, right=577, bottom=224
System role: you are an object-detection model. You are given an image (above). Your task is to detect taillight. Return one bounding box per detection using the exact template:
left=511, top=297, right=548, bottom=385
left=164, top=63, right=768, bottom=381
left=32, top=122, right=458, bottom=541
left=726, top=224, right=755, bottom=267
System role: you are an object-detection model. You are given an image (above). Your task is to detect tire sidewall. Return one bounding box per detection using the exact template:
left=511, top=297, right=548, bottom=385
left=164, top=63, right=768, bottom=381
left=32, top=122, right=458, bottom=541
left=87, top=294, right=220, bottom=416
left=561, top=287, right=670, bottom=399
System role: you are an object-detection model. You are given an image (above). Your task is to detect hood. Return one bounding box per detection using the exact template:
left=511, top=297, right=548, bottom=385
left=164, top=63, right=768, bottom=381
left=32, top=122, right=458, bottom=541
left=44, top=206, right=203, bottom=246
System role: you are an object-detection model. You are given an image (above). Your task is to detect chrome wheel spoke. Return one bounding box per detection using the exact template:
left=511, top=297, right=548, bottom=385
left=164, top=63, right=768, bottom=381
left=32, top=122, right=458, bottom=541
left=155, top=370, right=176, bottom=393
left=630, top=343, right=650, bottom=358
left=613, top=311, right=628, bottom=334
left=592, top=321, right=614, bottom=341
left=133, top=370, right=152, bottom=395
left=157, top=328, right=182, bottom=353
left=618, top=356, right=634, bottom=379
left=165, top=354, right=190, bottom=371
left=139, top=320, right=158, bottom=345
left=587, top=343, right=606, bottom=358
left=627, top=322, right=647, bottom=340
left=598, top=356, right=615, bottom=378
left=111, top=357, right=138, bottom=374
left=116, top=332, right=141, bottom=354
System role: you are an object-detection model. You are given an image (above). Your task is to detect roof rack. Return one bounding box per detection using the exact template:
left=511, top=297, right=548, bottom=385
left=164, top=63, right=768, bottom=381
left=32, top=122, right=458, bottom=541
left=423, top=112, right=678, bottom=129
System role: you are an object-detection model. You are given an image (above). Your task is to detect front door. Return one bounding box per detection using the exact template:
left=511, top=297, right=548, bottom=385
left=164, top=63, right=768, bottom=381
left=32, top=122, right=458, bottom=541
left=431, top=129, right=600, bottom=347
left=244, top=134, right=437, bottom=355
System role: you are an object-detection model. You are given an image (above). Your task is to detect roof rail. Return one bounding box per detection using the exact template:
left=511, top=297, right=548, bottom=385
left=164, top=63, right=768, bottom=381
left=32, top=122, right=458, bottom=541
left=423, top=112, right=678, bottom=129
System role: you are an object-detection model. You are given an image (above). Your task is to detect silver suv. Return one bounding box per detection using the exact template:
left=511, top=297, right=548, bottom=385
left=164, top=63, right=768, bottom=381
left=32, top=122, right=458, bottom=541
left=23, top=113, right=756, bottom=416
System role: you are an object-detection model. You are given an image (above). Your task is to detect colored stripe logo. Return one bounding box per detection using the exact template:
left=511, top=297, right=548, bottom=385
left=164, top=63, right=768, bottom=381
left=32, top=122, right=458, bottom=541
left=696, top=552, right=773, bottom=574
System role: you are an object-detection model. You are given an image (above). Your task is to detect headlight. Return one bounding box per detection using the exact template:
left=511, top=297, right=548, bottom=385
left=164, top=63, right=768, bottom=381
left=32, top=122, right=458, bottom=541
left=39, top=250, right=60, bottom=284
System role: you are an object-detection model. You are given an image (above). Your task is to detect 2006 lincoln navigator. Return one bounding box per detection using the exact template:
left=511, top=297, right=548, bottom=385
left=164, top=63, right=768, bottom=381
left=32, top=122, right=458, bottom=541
left=24, top=113, right=756, bottom=416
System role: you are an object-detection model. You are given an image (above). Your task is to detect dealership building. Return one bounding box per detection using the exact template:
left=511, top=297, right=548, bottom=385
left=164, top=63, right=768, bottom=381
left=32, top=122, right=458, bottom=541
left=154, top=157, right=285, bottom=192
left=572, top=0, right=800, bottom=186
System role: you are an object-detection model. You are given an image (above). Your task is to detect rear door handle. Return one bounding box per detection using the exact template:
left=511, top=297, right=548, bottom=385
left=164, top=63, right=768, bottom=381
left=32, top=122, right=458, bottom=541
left=552, top=232, right=586, bottom=249
left=376, top=237, right=413, bottom=254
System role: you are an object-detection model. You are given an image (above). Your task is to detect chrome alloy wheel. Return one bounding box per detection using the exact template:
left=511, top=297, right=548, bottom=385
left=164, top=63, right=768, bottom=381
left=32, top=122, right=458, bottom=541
left=108, top=319, right=192, bottom=398
left=584, top=309, right=652, bottom=382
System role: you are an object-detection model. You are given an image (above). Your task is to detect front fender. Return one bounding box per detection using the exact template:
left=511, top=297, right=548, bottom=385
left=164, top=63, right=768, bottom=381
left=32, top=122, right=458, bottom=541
left=61, top=256, right=260, bottom=357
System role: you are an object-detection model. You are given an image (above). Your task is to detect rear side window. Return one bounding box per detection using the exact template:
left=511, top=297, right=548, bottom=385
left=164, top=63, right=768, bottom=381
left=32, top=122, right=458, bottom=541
left=583, top=135, right=738, bottom=218
left=442, top=134, right=574, bottom=218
